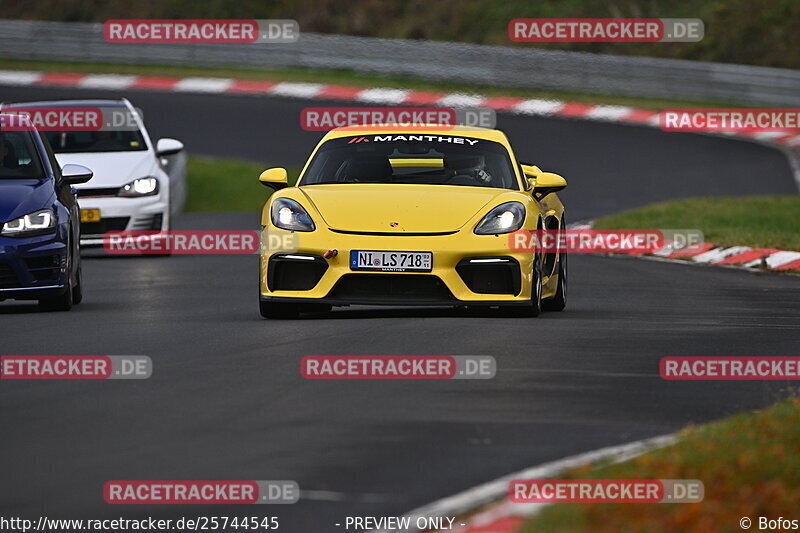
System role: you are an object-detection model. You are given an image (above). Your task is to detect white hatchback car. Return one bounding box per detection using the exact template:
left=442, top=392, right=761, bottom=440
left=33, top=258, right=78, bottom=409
left=2, top=98, right=186, bottom=247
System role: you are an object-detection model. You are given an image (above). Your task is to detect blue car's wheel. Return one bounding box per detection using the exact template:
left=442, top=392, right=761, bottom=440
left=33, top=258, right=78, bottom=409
left=39, top=282, right=73, bottom=312
left=72, top=263, right=83, bottom=305
left=39, top=239, right=76, bottom=312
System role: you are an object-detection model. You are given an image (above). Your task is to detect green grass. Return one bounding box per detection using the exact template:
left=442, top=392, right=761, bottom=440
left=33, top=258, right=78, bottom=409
left=185, top=156, right=298, bottom=212
left=521, top=397, right=800, bottom=533
left=0, top=58, right=737, bottom=111
left=594, top=196, right=800, bottom=250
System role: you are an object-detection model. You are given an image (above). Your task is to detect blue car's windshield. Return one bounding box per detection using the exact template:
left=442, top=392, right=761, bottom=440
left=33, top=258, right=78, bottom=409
left=0, top=130, right=45, bottom=179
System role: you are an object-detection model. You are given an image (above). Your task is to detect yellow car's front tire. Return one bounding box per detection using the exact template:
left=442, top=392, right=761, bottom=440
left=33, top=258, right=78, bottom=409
left=543, top=251, right=567, bottom=312
left=503, top=257, right=542, bottom=317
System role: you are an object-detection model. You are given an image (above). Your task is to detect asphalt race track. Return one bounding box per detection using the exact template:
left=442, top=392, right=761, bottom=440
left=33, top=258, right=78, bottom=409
left=1, top=86, right=799, bottom=531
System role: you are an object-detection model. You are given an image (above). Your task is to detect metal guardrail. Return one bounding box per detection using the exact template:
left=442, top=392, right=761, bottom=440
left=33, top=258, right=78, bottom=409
left=1, top=19, right=799, bottom=106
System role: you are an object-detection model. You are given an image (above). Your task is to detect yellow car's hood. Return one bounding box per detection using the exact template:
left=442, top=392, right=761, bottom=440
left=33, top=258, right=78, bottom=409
left=299, top=184, right=505, bottom=233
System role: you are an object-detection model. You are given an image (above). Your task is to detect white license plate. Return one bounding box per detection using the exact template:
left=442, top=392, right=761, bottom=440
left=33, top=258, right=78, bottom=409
left=350, top=250, right=432, bottom=272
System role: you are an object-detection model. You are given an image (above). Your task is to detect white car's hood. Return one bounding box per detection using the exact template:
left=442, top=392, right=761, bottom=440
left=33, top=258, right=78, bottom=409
left=55, top=151, right=157, bottom=188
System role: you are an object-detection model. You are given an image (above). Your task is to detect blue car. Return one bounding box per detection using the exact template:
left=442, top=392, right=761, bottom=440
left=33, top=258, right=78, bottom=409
left=0, top=115, right=92, bottom=311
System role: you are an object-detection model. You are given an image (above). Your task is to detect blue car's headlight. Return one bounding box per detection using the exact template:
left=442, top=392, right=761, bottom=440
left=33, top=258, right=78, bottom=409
left=1, top=208, right=56, bottom=237
left=474, top=202, right=526, bottom=235
left=118, top=177, right=159, bottom=197
left=270, top=198, right=315, bottom=232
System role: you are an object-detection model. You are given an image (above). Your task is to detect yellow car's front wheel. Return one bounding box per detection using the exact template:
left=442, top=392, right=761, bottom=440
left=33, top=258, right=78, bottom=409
left=543, top=250, right=567, bottom=312
left=502, top=255, right=542, bottom=317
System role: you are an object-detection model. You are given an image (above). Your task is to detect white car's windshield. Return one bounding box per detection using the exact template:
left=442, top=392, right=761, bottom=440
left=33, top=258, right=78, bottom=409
left=41, top=129, right=148, bottom=153
left=301, top=135, right=519, bottom=189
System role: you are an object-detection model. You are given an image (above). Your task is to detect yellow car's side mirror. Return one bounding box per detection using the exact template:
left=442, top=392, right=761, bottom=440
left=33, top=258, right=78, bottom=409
left=520, top=163, right=542, bottom=178
left=520, top=163, right=542, bottom=191
left=259, top=167, right=288, bottom=189
left=534, top=172, right=567, bottom=197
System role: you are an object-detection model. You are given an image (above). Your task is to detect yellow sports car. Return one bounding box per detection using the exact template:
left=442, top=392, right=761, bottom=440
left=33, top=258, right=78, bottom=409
left=258, top=125, right=567, bottom=319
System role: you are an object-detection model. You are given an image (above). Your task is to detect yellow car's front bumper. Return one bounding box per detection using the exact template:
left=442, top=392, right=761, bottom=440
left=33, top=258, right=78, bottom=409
left=259, top=227, right=555, bottom=306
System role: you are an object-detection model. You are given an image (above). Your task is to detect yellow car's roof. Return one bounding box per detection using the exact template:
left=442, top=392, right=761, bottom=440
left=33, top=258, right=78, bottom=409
left=322, top=124, right=510, bottom=145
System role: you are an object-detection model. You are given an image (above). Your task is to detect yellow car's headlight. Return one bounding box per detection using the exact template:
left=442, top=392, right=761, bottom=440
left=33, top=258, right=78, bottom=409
left=474, top=202, right=525, bottom=235
left=270, top=198, right=315, bottom=232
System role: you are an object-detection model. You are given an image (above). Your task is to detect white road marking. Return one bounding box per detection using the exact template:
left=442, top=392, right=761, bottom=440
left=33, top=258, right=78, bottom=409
left=653, top=243, right=675, bottom=256
left=356, top=88, right=410, bottom=104
left=373, top=434, right=675, bottom=532
left=0, top=70, right=42, bottom=85
left=79, top=74, right=137, bottom=89
left=269, top=82, right=325, bottom=98
left=692, top=246, right=751, bottom=263
left=437, top=93, right=486, bottom=108
left=513, top=98, right=564, bottom=115
left=173, top=77, right=234, bottom=93
left=742, top=258, right=762, bottom=268
left=765, top=250, right=800, bottom=269
left=585, top=105, right=634, bottom=121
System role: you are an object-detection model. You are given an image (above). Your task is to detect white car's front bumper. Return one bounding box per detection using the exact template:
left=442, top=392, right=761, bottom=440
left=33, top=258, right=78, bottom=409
left=77, top=194, right=169, bottom=246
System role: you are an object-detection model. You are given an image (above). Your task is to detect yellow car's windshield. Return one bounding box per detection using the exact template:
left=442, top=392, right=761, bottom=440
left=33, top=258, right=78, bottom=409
left=300, top=134, right=519, bottom=189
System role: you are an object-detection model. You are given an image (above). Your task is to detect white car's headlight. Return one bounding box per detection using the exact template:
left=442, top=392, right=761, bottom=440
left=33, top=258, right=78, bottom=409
left=1, top=209, right=56, bottom=237
left=270, top=198, right=315, bottom=232
left=118, top=177, right=159, bottom=197
left=474, top=202, right=526, bottom=235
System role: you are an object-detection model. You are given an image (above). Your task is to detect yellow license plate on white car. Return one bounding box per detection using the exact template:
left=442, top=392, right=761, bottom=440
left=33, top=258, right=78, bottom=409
left=80, top=209, right=101, bottom=223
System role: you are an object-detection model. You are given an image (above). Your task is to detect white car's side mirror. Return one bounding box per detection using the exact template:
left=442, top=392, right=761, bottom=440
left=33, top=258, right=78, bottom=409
left=156, top=138, right=184, bottom=156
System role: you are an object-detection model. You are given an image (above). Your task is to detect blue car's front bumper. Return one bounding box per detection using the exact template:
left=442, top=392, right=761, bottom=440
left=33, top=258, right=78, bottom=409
left=0, top=228, right=69, bottom=301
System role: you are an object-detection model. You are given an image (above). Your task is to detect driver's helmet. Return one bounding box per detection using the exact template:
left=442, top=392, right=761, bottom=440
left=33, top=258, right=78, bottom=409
left=444, top=155, right=491, bottom=184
